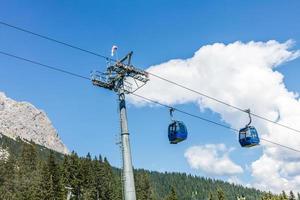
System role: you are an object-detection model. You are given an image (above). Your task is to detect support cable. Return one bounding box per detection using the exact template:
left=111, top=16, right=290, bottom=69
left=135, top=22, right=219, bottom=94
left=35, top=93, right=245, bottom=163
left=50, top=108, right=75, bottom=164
left=147, top=72, right=300, bottom=135
left=0, top=21, right=109, bottom=60
left=1, top=20, right=298, bottom=135
left=1, top=50, right=300, bottom=153
left=130, top=93, right=300, bottom=154
left=0, top=51, right=89, bottom=80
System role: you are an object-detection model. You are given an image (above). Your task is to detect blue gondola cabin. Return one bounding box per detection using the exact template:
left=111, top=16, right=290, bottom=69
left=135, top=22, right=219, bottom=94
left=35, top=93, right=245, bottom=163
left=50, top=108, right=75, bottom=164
left=239, top=126, right=260, bottom=147
left=168, top=121, right=188, bottom=144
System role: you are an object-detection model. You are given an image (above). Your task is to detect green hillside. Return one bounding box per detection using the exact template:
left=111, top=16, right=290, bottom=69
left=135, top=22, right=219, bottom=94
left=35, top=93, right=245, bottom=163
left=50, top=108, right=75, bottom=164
left=143, top=170, right=263, bottom=200
left=0, top=134, right=294, bottom=200
left=0, top=133, right=64, bottom=162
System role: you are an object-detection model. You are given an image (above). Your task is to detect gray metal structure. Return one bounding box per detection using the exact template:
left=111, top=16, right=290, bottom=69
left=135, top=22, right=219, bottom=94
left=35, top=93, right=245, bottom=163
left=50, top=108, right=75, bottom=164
left=91, top=52, right=149, bottom=200
left=65, top=186, right=73, bottom=200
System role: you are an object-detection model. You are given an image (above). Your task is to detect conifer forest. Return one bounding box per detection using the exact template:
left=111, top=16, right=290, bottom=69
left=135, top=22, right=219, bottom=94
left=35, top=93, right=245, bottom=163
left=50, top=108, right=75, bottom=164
left=1, top=135, right=299, bottom=200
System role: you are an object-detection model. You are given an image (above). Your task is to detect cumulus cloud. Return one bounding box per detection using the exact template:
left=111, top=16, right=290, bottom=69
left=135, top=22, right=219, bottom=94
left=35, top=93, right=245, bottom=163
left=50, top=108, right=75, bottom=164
left=129, top=40, right=300, bottom=192
left=184, top=144, right=243, bottom=176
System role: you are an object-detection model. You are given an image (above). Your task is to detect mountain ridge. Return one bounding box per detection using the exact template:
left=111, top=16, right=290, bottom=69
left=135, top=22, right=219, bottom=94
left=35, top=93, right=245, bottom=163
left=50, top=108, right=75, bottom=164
left=0, top=92, right=68, bottom=154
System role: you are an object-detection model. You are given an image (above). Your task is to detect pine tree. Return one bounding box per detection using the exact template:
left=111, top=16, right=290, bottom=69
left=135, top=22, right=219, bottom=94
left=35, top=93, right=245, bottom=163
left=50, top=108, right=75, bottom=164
left=92, top=157, right=104, bottom=199
left=40, top=160, right=55, bottom=200
left=100, top=157, right=119, bottom=199
left=61, top=151, right=82, bottom=198
left=0, top=154, right=17, bottom=199
left=135, top=171, right=152, bottom=200
left=16, top=142, right=40, bottom=200
left=281, top=191, right=289, bottom=200
left=290, top=191, right=296, bottom=200
left=297, top=193, right=300, bottom=200
left=47, top=151, right=65, bottom=199
left=217, top=187, right=226, bottom=200
left=261, top=192, right=275, bottom=200
left=208, top=191, right=214, bottom=200
left=165, top=186, right=178, bottom=200
left=80, top=153, right=97, bottom=199
left=20, top=142, right=38, bottom=172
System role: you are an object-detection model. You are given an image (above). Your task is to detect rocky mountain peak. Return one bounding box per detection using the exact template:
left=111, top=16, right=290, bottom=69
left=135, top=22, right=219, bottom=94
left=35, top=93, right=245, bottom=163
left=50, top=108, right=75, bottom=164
left=0, top=92, right=69, bottom=154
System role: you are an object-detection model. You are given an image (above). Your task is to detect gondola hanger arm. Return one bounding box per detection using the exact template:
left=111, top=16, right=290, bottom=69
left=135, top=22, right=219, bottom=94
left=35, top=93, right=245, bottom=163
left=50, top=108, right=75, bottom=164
left=245, top=109, right=252, bottom=127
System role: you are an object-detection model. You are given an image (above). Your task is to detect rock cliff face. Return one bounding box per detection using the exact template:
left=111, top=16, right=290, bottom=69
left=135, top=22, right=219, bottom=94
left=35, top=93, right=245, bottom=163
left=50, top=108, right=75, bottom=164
left=0, top=92, right=69, bottom=154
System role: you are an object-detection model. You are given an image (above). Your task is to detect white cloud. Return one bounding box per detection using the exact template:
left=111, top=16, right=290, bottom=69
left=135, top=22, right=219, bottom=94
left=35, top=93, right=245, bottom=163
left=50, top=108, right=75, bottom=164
left=184, top=144, right=243, bottom=176
left=228, top=176, right=243, bottom=185
left=251, top=155, right=291, bottom=192
left=129, top=40, right=300, bottom=192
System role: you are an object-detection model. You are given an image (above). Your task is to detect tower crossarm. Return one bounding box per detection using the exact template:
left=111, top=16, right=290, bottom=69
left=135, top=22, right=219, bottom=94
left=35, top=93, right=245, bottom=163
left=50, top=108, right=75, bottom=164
left=91, top=51, right=149, bottom=93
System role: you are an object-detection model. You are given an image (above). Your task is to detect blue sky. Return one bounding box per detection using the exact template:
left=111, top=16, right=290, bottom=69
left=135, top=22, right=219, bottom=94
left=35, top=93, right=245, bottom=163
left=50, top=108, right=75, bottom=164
left=1, top=0, right=300, bottom=189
